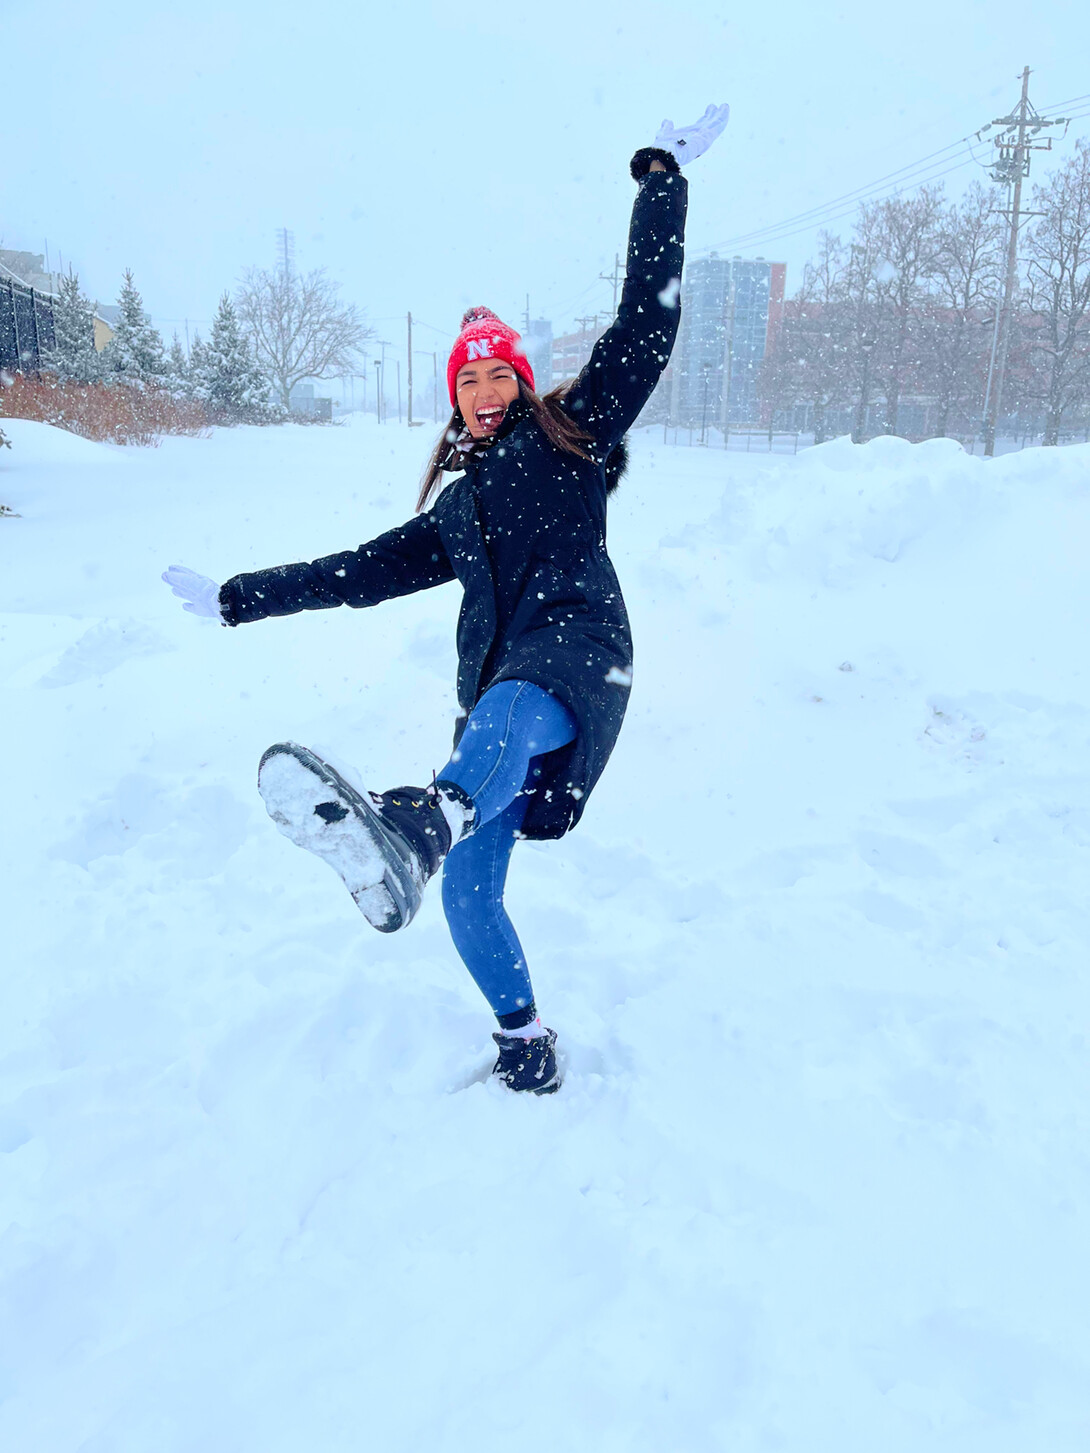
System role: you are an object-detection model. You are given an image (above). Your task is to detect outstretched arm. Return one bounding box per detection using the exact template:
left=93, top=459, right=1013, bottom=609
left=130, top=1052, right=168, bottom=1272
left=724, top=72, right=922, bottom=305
left=564, top=104, right=729, bottom=456
left=164, top=509, right=456, bottom=628
left=219, top=510, right=456, bottom=625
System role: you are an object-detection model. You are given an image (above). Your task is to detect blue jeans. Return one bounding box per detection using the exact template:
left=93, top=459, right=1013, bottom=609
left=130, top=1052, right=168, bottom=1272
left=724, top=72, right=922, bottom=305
left=437, top=680, right=578, bottom=1026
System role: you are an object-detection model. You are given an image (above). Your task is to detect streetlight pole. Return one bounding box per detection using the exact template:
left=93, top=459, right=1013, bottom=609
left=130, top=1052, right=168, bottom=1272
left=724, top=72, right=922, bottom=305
left=374, top=340, right=392, bottom=423
left=720, top=276, right=736, bottom=449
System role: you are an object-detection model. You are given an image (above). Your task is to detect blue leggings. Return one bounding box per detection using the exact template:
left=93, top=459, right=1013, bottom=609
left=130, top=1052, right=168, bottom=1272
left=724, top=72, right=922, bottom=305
left=437, top=680, right=578, bottom=1025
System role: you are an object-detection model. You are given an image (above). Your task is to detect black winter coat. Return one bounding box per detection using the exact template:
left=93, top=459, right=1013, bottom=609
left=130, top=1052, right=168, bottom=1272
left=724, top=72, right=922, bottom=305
left=220, top=167, right=688, bottom=839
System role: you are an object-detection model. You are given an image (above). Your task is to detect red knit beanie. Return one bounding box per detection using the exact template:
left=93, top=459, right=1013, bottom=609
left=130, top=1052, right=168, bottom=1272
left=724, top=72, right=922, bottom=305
left=446, top=307, right=535, bottom=407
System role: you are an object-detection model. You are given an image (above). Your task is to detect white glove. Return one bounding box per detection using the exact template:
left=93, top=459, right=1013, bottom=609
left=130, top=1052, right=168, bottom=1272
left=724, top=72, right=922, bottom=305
left=655, top=103, right=731, bottom=167
left=162, top=564, right=223, bottom=621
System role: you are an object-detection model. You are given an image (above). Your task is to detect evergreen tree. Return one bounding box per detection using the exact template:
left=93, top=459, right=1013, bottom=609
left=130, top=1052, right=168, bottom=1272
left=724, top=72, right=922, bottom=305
left=42, top=272, right=103, bottom=384
left=166, top=333, right=191, bottom=398
left=187, top=329, right=210, bottom=403
left=203, top=292, right=280, bottom=423
left=102, top=270, right=167, bottom=386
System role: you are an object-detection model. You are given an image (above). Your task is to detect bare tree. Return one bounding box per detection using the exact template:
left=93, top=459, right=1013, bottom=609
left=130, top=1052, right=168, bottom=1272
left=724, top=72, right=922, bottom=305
left=758, top=316, right=802, bottom=433
left=840, top=205, right=890, bottom=442
left=872, top=186, right=944, bottom=436
left=796, top=232, right=853, bottom=442
left=762, top=232, right=851, bottom=442
left=1018, top=140, right=1090, bottom=446
left=752, top=155, right=1090, bottom=450
left=926, top=183, right=1004, bottom=437
left=236, top=266, right=373, bottom=409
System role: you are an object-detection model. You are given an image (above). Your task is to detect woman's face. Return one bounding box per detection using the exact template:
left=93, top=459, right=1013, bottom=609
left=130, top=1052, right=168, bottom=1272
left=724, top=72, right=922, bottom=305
left=456, top=361, right=521, bottom=438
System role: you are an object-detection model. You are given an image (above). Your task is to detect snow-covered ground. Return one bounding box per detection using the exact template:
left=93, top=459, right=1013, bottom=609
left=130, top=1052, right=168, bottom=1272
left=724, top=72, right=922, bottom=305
left=1, top=415, right=1088, bottom=1451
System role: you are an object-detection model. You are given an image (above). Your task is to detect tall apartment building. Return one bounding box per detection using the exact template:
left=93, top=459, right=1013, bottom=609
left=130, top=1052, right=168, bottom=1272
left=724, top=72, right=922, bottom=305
left=670, top=255, right=786, bottom=428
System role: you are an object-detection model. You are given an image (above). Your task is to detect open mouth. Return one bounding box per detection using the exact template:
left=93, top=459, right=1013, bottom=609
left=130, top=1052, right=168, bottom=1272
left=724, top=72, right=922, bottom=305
left=475, top=407, right=506, bottom=432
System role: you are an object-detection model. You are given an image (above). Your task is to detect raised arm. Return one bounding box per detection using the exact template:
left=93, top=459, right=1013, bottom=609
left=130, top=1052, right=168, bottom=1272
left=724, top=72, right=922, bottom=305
left=563, top=161, right=687, bottom=455
left=564, top=104, right=729, bottom=456
left=216, top=509, right=456, bottom=626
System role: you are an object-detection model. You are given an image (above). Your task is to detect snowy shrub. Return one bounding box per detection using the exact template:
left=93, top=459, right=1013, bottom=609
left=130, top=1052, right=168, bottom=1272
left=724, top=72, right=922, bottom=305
left=0, top=373, right=208, bottom=446
left=1, top=420, right=13, bottom=517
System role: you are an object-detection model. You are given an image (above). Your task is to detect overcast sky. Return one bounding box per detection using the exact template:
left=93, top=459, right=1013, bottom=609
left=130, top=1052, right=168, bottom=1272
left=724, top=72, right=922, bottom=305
left=4, top=0, right=1088, bottom=371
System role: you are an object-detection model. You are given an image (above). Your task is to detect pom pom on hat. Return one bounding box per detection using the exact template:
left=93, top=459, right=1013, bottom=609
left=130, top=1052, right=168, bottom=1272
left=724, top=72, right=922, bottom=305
left=460, top=306, right=500, bottom=328
left=447, top=306, right=535, bottom=407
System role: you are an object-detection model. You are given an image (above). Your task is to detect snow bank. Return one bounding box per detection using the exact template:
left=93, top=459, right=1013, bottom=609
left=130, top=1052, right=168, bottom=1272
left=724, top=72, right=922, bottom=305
left=0, top=416, right=122, bottom=469
left=1, top=420, right=1087, bottom=1451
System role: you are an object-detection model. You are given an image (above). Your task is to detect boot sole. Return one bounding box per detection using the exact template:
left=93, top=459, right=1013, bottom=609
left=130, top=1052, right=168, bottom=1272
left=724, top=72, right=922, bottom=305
left=257, top=742, right=422, bottom=933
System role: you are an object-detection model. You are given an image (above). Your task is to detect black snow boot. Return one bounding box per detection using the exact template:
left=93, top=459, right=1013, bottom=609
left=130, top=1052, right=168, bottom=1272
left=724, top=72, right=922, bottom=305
left=491, top=1029, right=561, bottom=1095
left=258, top=741, right=474, bottom=933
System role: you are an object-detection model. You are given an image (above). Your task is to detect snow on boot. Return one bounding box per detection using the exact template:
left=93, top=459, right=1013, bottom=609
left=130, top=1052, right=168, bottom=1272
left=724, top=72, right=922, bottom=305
left=491, top=1028, right=561, bottom=1095
left=257, top=741, right=474, bottom=933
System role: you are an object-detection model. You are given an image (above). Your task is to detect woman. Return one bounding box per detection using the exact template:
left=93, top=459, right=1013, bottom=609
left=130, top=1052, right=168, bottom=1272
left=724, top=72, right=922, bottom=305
left=164, top=106, right=729, bottom=1094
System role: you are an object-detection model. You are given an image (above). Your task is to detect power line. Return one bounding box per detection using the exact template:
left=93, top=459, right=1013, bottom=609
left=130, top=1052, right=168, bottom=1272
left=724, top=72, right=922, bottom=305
left=1038, top=91, right=1090, bottom=114
left=410, top=318, right=455, bottom=339
left=704, top=141, right=992, bottom=256
left=697, top=91, right=1090, bottom=261
left=699, top=133, right=987, bottom=257
left=548, top=275, right=610, bottom=328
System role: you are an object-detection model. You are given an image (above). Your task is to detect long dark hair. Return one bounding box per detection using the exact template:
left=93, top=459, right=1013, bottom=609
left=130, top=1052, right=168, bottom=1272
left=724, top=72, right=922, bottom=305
left=416, top=377, right=594, bottom=512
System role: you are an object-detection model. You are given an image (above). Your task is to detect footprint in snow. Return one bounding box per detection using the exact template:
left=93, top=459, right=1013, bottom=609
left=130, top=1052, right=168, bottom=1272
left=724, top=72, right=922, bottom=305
left=37, top=618, right=175, bottom=688
left=51, top=774, right=250, bottom=872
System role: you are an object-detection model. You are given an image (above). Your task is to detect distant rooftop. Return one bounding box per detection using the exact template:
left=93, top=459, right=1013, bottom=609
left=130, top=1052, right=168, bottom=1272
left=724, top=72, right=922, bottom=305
left=0, top=249, right=57, bottom=294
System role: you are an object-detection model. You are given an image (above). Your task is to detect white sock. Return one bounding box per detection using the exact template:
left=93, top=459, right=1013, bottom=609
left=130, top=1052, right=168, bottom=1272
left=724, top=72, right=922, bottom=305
left=499, top=1016, right=547, bottom=1039
left=436, top=789, right=475, bottom=844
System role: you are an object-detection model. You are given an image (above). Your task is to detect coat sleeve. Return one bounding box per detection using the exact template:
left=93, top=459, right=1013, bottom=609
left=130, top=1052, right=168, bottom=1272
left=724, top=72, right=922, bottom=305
left=218, top=509, right=456, bottom=626
left=563, top=168, right=688, bottom=456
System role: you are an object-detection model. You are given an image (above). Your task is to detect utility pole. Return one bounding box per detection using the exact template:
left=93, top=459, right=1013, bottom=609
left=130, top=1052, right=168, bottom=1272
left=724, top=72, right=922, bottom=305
left=981, top=68, right=1069, bottom=456
left=407, top=312, right=414, bottom=426
left=599, top=253, right=623, bottom=315
left=374, top=360, right=382, bottom=422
